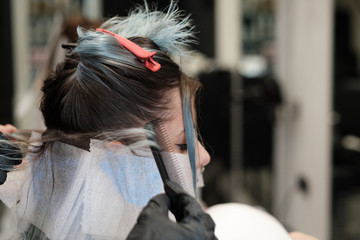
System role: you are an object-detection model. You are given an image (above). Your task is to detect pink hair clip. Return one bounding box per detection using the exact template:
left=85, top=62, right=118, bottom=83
left=96, top=28, right=161, bottom=72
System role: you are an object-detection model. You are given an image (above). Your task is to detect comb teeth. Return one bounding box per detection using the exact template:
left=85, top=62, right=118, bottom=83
left=155, top=122, right=174, bottom=153
left=155, top=122, right=195, bottom=196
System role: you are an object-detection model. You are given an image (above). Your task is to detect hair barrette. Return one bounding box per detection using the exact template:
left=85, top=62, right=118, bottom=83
left=96, top=28, right=161, bottom=72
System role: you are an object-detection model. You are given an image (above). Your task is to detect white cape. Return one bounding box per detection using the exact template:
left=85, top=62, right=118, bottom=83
left=1, top=138, right=167, bottom=240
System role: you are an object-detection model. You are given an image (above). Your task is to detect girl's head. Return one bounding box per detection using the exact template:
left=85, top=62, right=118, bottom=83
left=39, top=2, right=210, bottom=176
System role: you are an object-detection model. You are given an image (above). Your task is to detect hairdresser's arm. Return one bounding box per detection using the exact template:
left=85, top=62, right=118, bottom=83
left=289, top=231, right=319, bottom=240
left=127, top=180, right=217, bottom=240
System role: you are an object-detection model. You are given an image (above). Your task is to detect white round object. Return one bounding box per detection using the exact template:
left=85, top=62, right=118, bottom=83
left=206, top=203, right=291, bottom=240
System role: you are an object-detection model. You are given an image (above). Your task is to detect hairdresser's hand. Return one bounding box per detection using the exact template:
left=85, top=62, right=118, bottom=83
left=0, top=132, right=22, bottom=185
left=127, top=180, right=217, bottom=240
left=0, top=124, right=17, bottom=135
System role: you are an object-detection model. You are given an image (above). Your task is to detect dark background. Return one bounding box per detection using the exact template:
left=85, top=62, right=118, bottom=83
left=0, top=0, right=15, bottom=124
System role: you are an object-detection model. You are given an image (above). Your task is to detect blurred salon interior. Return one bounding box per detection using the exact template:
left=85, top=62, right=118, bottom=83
left=1, top=0, right=360, bottom=239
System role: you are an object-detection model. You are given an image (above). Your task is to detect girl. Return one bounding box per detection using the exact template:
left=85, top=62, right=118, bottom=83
left=0, top=2, right=209, bottom=239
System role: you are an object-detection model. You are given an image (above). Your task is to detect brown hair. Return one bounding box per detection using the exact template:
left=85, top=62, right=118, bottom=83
left=39, top=33, right=200, bottom=150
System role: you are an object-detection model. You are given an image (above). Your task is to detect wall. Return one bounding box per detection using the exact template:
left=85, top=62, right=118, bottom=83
left=273, top=0, right=333, bottom=239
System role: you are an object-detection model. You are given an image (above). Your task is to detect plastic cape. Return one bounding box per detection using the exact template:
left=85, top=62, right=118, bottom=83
left=0, top=133, right=201, bottom=240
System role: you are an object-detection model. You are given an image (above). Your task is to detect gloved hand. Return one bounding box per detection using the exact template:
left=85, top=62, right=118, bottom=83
left=127, top=180, right=217, bottom=240
left=0, top=131, right=22, bottom=185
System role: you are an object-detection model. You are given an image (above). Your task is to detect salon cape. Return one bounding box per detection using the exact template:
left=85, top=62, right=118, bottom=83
left=0, top=136, right=198, bottom=240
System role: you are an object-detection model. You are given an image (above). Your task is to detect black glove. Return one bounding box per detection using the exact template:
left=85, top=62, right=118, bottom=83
left=0, top=131, right=22, bottom=185
left=127, top=180, right=217, bottom=240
